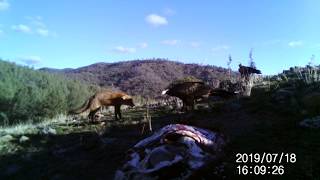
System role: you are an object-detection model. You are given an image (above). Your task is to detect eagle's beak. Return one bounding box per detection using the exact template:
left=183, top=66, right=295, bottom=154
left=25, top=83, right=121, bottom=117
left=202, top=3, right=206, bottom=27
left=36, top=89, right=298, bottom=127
left=161, top=89, right=169, bottom=95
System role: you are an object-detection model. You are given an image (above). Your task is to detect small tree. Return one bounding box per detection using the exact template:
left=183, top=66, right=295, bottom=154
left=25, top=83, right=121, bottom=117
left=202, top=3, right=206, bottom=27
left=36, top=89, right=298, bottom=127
left=240, top=49, right=259, bottom=96
left=227, top=54, right=232, bottom=78
left=308, top=54, right=316, bottom=66
left=249, top=48, right=256, bottom=68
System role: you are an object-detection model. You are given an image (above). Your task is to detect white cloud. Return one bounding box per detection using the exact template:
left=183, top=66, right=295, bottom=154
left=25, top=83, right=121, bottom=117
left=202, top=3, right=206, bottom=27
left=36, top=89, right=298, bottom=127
left=0, top=0, right=10, bottom=11
left=145, top=14, right=168, bottom=27
left=288, top=41, right=303, bottom=47
left=190, top=42, right=200, bottom=48
left=212, top=45, right=230, bottom=52
left=26, top=16, right=43, bottom=21
left=12, top=24, right=32, bottom=34
left=36, top=28, right=49, bottom=37
left=12, top=17, right=57, bottom=37
left=33, top=21, right=46, bottom=28
left=19, top=56, right=42, bottom=66
left=26, top=16, right=46, bottom=28
left=161, top=39, right=179, bottom=46
left=27, top=16, right=51, bottom=37
left=258, top=39, right=281, bottom=46
left=138, top=42, right=148, bottom=48
left=163, top=8, right=175, bottom=16
left=113, top=46, right=136, bottom=54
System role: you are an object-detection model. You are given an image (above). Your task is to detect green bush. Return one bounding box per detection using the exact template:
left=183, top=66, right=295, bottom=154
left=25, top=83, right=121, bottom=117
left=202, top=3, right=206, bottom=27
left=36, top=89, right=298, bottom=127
left=0, top=60, right=96, bottom=125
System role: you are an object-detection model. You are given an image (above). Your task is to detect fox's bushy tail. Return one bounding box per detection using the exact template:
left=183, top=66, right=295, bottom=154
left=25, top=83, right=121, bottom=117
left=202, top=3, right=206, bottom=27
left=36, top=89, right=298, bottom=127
left=69, top=95, right=93, bottom=114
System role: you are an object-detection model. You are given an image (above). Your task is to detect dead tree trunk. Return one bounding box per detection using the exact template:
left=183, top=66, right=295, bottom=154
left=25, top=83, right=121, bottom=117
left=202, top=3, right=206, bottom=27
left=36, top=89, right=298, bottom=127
left=240, top=75, right=254, bottom=97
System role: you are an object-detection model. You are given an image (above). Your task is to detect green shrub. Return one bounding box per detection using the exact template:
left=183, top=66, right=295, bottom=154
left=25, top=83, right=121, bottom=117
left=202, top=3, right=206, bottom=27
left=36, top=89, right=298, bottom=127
left=0, top=60, right=96, bottom=125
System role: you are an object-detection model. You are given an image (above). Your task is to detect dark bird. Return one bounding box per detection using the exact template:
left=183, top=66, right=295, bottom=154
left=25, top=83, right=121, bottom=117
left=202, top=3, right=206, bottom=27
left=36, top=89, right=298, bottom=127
left=161, top=77, right=212, bottom=111
left=238, top=64, right=261, bottom=77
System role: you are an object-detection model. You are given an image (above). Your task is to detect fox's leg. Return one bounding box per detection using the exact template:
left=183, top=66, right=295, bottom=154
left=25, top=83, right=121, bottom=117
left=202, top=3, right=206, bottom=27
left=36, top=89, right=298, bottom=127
left=114, top=105, right=119, bottom=120
left=114, top=105, right=121, bottom=120
left=89, top=107, right=101, bottom=123
left=88, top=111, right=95, bottom=122
left=118, top=105, right=122, bottom=119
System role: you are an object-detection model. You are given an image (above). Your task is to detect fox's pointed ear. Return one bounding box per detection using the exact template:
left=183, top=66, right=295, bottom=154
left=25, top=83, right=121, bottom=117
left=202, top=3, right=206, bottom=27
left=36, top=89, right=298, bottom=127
left=122, top=95, right=131, bottom=100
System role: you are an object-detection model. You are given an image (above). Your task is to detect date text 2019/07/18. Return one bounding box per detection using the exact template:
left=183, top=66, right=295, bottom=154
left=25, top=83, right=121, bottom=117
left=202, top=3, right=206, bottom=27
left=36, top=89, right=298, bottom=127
left=236, top=153, right=296, bottom=164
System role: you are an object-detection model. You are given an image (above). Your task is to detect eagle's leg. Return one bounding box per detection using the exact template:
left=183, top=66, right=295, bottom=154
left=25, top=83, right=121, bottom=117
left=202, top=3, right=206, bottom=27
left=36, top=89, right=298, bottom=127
left=189, top=100, right=195, bottom=111
left=182, top=100, right=187, bottom=112
left=191, top=99, right=195, bottom=111
left=184, top=98, right=194, bottom=112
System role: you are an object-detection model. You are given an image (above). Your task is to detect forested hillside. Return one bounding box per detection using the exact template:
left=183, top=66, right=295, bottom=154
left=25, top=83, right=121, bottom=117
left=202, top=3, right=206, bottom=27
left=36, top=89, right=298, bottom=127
left=40, top=59, right=239, bottom=97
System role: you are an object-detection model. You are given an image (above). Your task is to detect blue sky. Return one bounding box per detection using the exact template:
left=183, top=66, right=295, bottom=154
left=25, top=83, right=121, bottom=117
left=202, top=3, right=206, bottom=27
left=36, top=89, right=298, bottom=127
left=0, top=0, right=319, bottom=75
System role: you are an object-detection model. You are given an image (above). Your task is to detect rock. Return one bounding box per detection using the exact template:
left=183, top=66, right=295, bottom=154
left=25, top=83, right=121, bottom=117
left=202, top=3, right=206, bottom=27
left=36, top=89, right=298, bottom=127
left=196, top=104, right=209, bottom=110
left=21, top=153, right=33, bottom=161
left=39, top=127, right=57, bottom=135
left=299, top=116, right=320, bottom=129
left=5, top=164, right=21, bottom=175
left=167, top=105, right=174, bottom=110
left=51, top=174, right=63, bottom=180
left=272, top=88, right=294, bottom=103
left=301, top=92, right=320, bottom=115
left=19, top=135, right=30, bottom=143
left=0, top=134, right=14, bottom=142
left=228, top=101, right=242, bottom=111
left=101, top=137, right=117, bottom=144
left=300, top=109, right=308, bottom=115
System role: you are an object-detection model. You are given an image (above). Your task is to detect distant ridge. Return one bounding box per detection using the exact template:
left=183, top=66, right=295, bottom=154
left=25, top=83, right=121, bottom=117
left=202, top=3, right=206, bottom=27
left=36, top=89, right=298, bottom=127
left=39, top=67, right=74, bottom=73
left=40, top=59, right=238, bottom=97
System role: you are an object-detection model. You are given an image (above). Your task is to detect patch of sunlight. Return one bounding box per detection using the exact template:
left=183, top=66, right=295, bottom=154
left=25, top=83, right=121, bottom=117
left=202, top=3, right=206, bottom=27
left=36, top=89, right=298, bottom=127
left=0, top=114, right=68, bottom=136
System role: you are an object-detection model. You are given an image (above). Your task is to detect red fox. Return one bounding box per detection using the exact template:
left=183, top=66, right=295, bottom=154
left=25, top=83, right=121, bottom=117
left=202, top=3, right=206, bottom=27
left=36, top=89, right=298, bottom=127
left=70, top=90, right=135, bottom=122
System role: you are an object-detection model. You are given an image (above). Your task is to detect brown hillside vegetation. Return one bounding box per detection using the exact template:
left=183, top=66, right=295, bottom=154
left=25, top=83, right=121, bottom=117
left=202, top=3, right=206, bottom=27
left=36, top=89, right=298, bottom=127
left=40, top=59, right=238, bottom=98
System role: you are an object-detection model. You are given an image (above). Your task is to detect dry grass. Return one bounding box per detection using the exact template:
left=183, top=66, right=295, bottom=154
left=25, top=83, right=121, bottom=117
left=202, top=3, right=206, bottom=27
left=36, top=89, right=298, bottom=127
left=0, top=115, right=66, bottom=136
